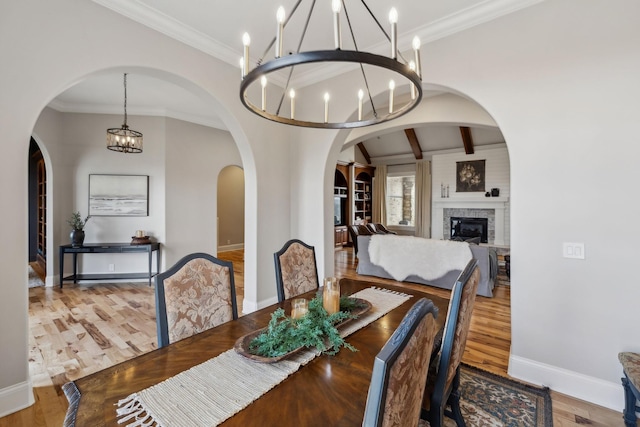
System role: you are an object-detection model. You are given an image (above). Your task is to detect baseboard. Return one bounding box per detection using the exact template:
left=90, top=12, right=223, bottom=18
left=0, top=380, right=34, bottom=418
left=218, top=243, right=245, bottom=252
left=242, top=295, right=278, bottom=315
left=508, top=354, right=623, bottom=412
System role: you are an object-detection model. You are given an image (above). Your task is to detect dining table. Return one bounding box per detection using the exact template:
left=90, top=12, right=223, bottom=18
left=63, top=278, right=449, bottom=426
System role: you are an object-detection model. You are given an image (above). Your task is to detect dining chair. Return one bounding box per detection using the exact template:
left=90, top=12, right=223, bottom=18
left=363, top=298, right=440, bottom=427
left=421, top=259, right=480, bottom=427
left=273, top=239, right=319, bottom=302
left=155, top=252, right=238, bottom=348
left=619, top=352, right=640, bottom=427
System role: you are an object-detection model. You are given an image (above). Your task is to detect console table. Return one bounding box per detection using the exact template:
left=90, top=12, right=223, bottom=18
left=59, top=242, right=161, bottom=287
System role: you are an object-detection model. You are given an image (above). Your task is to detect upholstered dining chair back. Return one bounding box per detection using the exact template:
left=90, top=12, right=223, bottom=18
left=274, top=239, right=319, bottom=302
left=363, top=298, right=440, bottom=427
left=155, top=252, right=238, bottom=348
left=422, top=259, right=480, bottom=427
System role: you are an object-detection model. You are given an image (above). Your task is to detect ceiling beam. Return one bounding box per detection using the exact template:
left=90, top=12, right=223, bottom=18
left=357, top=142, right=372, bottom=164
left=404, top=128, right=423, bottom=160
left=460, top=126, right=474, bottom=154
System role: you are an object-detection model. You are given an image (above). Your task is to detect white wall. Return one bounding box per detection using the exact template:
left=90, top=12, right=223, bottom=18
left=289, top=0, right=640, bottom=413
left=164, top=118, right=242, bottom=266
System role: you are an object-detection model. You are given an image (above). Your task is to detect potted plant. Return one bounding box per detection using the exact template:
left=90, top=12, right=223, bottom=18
left=67, top=211, right=90, bottom=247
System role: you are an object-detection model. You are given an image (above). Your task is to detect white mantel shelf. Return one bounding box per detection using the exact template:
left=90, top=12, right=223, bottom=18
left=433, top=197, right=509, bottom=207
left=432, top=196, right=510, bottom=246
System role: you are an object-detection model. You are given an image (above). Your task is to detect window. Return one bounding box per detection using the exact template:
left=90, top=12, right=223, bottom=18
left=386, top=174, right=415, bottom=227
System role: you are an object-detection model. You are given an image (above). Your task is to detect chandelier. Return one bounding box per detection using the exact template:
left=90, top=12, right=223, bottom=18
left=239, top=0, right=423, bottom=129
left=107, top=73, right=143, bottom=153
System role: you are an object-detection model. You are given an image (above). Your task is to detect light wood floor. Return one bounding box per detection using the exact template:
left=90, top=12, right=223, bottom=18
left=0, top=249, right=627, bottom=426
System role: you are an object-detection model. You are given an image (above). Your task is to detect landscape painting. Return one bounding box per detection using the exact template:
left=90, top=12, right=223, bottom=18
left=89, top=174, right=149, bottom=216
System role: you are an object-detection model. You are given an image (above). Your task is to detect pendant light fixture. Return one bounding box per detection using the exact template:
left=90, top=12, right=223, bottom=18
left=107, top=73, right=143, bottom=153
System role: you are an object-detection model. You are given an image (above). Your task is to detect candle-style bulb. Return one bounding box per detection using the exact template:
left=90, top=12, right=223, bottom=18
left=389, top=8, right=398, bottom=60
left=332, top=0, right=342, bottom=49
left=289, top=88, right=296, bottom=119
left=388, top=80, right=395, bottom=114
left=239, top=57, right=244, bottom=78
left=289, top=88, right=295, bottom=98
left=358, top=89, right=364, bottom=121
left=409, top=61, right=416, bottom=99
left=388, top=8, right=398, bottom=23
left=261, top=76, right=267, bottom=111
left=412, top=35, right=421, bottom=50
left=324, top=92, right=330, bottom=123
left=242, top=33, right=251, bottom=78
left=276, top=6, right=285, bottom=58
left=412, top=36, right=422, bottom=79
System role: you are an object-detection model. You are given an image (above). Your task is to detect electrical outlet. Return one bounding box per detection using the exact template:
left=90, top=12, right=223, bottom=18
left=227, top=239, right=231, bottom=244
left=108, top=263, right=115, bottom=272
left=563, top=243, right=585, bottom=259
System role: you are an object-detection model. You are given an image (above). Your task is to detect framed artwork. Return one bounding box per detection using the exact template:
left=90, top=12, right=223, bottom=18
left=89, top=174, right=149, bottom=216
left=456, top=160, right=485, bottom=192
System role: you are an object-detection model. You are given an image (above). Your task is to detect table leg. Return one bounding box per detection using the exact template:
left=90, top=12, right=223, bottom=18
left=59, top=247, right=64, bottom=289
left=148, top=247, right=153, bottom=286
left=73, top=253, right=78, bottom=284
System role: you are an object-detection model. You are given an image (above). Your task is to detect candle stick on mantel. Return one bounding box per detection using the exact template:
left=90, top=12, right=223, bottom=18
left=332, top=0, right=342, bottom=49
left=276, top=6, right=285, bottom=58
left=324, top=92, right=330, bottom=123
left=289, top=88, right=295, bottom=119
left=389, top=8, right=398, bottom=60
left=261, top=76, right=267, bottom=111
left=242, top=33, right=251, bottom=78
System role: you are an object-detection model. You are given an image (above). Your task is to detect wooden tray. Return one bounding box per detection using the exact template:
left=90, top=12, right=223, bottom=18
left=234, top=298, right=372, bottom=363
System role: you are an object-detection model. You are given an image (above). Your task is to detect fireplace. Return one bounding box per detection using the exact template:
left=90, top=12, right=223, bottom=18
left=450, top=217, right=488, bottom=243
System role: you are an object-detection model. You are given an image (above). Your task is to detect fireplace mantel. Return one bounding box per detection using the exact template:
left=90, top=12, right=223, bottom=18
left=433, top=196, right=509, bottom=208
left=432, top=196, right=509, bottom=245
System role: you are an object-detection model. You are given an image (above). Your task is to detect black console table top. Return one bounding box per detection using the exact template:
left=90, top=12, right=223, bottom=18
left=59, top=242, right=161, bottom=287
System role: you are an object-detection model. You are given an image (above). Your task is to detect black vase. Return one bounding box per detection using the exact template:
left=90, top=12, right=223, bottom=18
left=70, top=229, right=85, bottom=247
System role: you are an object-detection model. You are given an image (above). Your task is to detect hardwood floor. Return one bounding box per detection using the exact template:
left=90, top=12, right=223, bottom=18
left=0, top=249, right=627, bottom=426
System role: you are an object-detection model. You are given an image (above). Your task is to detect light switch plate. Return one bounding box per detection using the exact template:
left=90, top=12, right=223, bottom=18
left=563, top=242, right=585, bottom=259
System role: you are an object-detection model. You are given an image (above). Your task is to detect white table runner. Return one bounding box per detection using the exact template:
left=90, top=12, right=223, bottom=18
left=116, top=287, right=412, bottom=427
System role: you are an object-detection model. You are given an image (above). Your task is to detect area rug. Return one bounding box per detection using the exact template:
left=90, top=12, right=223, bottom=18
left=440, top=364, right=553, bottom=427
left=28, top=265, right=45, bottom=288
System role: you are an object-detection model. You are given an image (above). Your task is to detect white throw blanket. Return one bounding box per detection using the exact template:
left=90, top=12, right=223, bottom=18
left=368, top=235, right=472, bottom=282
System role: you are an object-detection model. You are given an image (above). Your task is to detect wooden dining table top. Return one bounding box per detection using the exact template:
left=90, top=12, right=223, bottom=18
left=67, top=278, right=449, bottom=426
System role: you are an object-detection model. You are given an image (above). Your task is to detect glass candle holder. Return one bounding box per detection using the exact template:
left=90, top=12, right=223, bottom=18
left=291, top=298, right=308, bottom=319
left=323, top=277, right=340, bottom=315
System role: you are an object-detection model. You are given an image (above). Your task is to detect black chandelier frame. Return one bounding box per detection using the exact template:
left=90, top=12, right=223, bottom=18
left=239, top=0, right=423, bottom=129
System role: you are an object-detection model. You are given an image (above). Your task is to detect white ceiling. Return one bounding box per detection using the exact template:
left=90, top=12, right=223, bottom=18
left=46, top=0, right=528, bottom=157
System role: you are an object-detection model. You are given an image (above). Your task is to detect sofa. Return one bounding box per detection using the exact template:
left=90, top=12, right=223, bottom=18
left=356, top=235, right=498, bottom=297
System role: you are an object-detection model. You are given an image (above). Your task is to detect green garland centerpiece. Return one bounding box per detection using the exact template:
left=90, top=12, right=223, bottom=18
left=248, top=295, right=367, bottom=357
